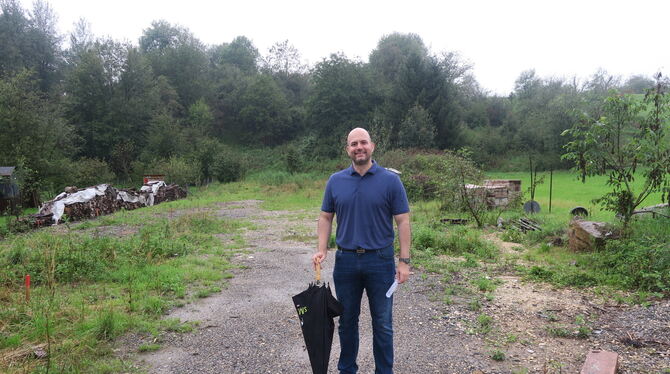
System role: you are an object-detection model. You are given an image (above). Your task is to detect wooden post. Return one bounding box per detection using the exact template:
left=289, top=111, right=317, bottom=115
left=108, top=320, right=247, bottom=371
left=25, top=274, right=30, bottom=302
left=549, top=169, right=553, bottom=213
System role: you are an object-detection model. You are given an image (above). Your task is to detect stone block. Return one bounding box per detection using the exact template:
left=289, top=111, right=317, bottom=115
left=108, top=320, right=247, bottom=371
left=580, top=350, right=619, bottom=374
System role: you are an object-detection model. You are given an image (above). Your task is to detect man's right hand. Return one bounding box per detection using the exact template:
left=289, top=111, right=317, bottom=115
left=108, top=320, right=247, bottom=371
left=312, top=251, right=327, bottom=270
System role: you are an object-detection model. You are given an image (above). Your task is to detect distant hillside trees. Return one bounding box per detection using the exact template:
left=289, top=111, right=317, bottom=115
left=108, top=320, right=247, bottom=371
left=0, top=1, right=662, bottom=198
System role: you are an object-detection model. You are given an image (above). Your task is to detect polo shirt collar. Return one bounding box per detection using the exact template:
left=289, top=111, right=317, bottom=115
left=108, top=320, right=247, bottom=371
left=348, top=160, right=379, bottom=176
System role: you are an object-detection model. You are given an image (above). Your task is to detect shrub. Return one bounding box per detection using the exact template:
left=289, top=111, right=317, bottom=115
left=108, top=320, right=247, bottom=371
left=281, top=135, right=318, bottom=174
left=491, top=350, right=506, bottom=361
left=69, top=158, right=116, bottom=187
left=476, top=313, right=493, bottom=334
left=501, top=228, right=524, bottom=243
left=151, top=156, right=201, bottom=186
left=592, top=217, right=670, bottom=292
left=211, top=149, right=244, bottom=183
left=378, top=149, right=482, bottom=205
left=412, top=225, right=499, bottom=260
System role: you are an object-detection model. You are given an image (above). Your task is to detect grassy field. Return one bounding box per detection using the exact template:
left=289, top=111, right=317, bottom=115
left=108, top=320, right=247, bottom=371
left=485, top=170, right=666, bottom=221
left=0, top=172, right=331, bottom=373
left=0, top=168, right=667, bottom=373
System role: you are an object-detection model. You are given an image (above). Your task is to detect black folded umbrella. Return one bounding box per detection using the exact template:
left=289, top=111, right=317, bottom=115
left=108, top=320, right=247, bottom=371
left=292, top=264, right=343, bottom=374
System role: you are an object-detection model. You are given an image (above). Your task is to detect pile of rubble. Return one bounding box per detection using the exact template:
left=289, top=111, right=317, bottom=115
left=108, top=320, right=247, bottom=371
left=464, top=179, right=522, bottom=208
left=20, top=181, right=187, bottom=227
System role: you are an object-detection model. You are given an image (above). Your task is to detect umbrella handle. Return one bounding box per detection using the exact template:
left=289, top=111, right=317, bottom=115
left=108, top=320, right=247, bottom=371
left=315, top=262, right=321, bottom=283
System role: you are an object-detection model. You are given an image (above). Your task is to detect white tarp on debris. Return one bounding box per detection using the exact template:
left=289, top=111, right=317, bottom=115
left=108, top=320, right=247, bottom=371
left=116, top=190, right=147, bottom=205
left=42, top=184, right=109, bottom=223
left=140, top=180, right=165, bottom=207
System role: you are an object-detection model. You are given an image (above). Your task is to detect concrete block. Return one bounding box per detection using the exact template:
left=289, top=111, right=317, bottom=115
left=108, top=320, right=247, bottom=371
left=580, top=350, right=619, bottom=374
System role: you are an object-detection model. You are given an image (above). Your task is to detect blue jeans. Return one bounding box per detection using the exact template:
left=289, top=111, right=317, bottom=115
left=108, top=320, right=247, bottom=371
left=333, top=245, right=396, bottom=374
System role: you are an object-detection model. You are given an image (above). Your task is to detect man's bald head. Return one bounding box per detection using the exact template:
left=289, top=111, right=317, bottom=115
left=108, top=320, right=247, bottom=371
left=346, top=127, right=375, bottom=166
left=347, top=127, right=372, bottom=145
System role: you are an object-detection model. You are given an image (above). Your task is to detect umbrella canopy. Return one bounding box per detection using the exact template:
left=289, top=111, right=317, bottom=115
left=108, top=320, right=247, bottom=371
left=292, top=265, right=343, bottom=374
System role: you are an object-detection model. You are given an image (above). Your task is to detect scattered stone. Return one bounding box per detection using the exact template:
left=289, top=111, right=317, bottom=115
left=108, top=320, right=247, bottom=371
left=33, top=348, right=48, bottom=359
left=568, top=218, right=616, bottom=251
left=580, top=350, right=619, bottom=374
left=464, top=179, right=522, bottom=208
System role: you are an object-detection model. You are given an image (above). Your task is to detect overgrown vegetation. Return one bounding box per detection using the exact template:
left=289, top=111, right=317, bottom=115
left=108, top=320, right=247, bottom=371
left=522, top=215, right=670, bottom=293
left=0, top=185, right=251, bottom=373
left=562, top=75, right=670, bottom=230
left=0, top=153, right=668, bottom=372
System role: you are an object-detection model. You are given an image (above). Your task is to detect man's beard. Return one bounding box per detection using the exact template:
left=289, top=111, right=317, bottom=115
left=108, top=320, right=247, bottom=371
left=351, top=153, right=370, bottom=165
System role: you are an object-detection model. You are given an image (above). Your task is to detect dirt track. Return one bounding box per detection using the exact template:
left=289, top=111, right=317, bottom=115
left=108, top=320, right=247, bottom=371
left=122, top=200, right=670, bottom=374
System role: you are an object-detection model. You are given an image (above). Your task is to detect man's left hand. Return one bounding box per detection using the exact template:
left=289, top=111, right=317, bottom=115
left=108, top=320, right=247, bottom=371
left=397, top=262, right=410, bottom=284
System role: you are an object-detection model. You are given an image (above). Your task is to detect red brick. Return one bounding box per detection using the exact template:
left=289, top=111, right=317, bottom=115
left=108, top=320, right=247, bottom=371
left=580, top=350, right=619, bottom=374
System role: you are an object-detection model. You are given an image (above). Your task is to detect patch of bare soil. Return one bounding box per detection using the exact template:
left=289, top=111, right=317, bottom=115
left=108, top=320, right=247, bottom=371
left=478, top=233, right=669, bottom=373
left=114, top=204, right=668, bottom=374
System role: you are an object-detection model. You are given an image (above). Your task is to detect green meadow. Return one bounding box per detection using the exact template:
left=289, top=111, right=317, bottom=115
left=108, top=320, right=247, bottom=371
left=486, top=170, right=666, bottom=221
left=0, top=168, right=668, bottom=373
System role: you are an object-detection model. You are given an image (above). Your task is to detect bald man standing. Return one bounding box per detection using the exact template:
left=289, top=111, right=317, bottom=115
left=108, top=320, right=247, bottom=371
left=313, top=128, right=411, bottom=374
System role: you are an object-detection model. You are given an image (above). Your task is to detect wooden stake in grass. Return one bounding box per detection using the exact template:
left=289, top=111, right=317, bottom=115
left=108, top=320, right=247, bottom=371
left=25, top=274, right=30, bottom=302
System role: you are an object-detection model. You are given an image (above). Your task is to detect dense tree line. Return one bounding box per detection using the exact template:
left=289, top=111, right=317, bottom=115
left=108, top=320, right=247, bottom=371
left=0, top=0, right=659, bottom=204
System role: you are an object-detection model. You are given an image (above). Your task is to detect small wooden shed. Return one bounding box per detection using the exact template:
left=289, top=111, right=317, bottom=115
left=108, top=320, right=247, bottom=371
left=0, top=166, right=20, bottom=214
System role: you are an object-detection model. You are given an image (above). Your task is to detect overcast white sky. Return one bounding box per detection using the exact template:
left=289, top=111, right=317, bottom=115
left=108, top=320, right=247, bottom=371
left=19, top=0, right=670, bottom=94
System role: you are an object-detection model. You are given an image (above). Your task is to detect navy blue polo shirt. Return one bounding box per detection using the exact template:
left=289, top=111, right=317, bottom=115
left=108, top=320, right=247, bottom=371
left=321, top=161, right=410, bottom=250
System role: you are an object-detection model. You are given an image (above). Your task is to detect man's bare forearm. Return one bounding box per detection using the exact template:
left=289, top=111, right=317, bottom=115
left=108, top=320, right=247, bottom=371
left=317, top=212, right=334, bottom=254
left=395, top=213, right=411, bottom=258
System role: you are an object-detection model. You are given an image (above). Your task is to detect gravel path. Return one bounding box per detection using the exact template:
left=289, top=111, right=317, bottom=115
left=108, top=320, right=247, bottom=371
left=128, top=200, right=490, bottom=373
left=124, top=200, right=670, bottom=374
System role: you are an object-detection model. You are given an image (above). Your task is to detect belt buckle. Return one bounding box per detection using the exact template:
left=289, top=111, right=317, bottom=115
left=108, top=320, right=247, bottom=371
left=356, top=248, right=365, bottom=254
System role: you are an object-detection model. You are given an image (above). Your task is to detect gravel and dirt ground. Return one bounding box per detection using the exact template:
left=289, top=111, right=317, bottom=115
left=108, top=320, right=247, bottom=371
left=119, top=200, right=670, bottom=374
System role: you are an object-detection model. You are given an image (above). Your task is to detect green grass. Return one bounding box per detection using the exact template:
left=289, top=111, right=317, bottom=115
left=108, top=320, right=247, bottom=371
left=138, top=343, right=161, bottom=353
left=485, top=170, right=665, bottom=221
left=490, top=349, right=506, bottom=361
left=1, top=165, right=667, bottom=372
left=521, top=216, right=670, bottom=293
left=0, top=182, right=270, bottom=373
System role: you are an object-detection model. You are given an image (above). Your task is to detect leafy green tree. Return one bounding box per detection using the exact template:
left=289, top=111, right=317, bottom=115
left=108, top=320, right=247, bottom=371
left=211, top=36, right=259, bottom=75
left=186, top=98, right=214, bottom=137
left=397, top=104, right=436, bottom=148
left=368, top=34, right=469, bottom=149
left=143, top=111, right=185, bottom=158
left=506, top=71, right=582, bottom=168
left=620, top=74, right=655, bottom=94
left=235, top=74, right=292, bottom=145
left=369, top=33, right=428, bottom=86
left=140, top=20, right=210, bottom=108
left=562, top=75, right=670, bottom=229
left=0, top=69, right=77, bottom=196
left=69, top=158, right=116, bottom=187
left=0, top=0, right=62, bottom=92
left=149, top=155, right=201, bottom=186
left=64, top=39, right=127, bottom=159
left=260, top=40, right=310, bottom=107
left=109, top=47, right=160, bottom=168
left=66, top=18, right=94, bottom=62
left=307, top=53, right=378, bottom=156
left=211, top=146, right=244, bottom=183
left=261, top=40, right=305, bottom=77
